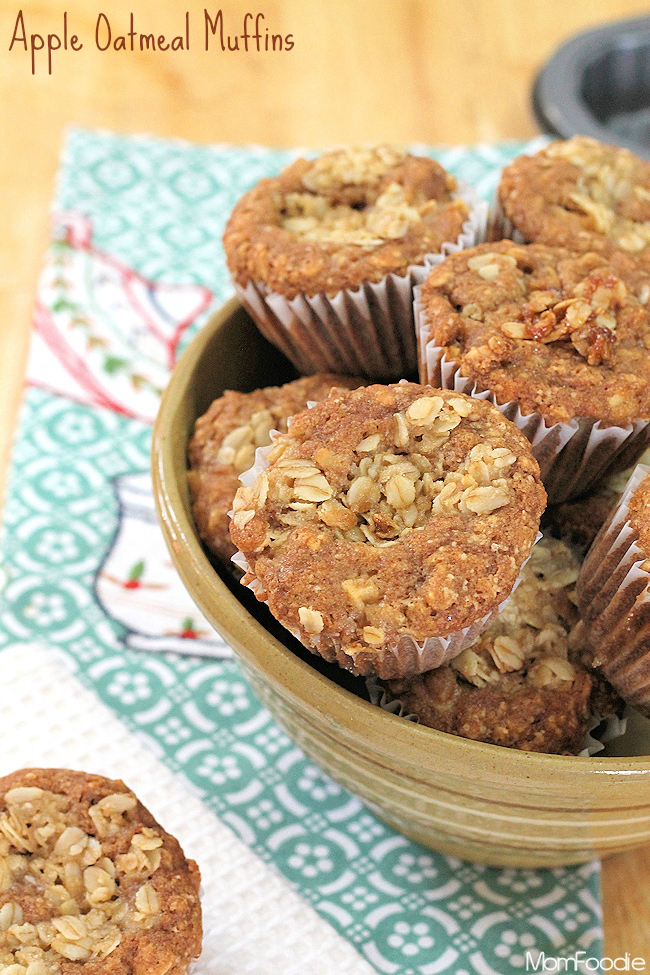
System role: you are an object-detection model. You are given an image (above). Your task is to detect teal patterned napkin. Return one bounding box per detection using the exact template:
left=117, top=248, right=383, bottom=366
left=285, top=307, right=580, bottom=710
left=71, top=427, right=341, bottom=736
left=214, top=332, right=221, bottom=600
left=0, top=129, right=603, bottom=974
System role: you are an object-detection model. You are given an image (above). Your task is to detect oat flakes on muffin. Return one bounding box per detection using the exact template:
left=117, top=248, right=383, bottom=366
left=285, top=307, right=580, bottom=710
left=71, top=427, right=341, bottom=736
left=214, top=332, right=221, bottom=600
left=0, top=768, right=202, bottom=974
left=381, top=537, right=622, bottom=753
left=188, top=373, right=362, bottom=564
left=497, top=136, right=650, bottom=255
left=223, top=145, right=482, bottom=378
left=578, top=463, right=650, bottom=715
left=417, top=240, right=650, bottom=500
left=230, top=382, right=545, bottom=679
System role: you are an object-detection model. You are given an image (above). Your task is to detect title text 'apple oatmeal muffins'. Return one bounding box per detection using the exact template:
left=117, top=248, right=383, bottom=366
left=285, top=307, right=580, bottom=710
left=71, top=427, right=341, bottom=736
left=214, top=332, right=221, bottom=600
left=578, top=463, right=650, bottom=716
left=229, top=382, right=546, bottom=679
left=223, top=145, right=487, bottom=379
left=378, top=536, right=623, bottom=754
left=496, top=136, right=650, bottom=255
left=416, top=240, right=650, bottom=502
left=188, top=373, right=363, bottom=565
left=0, top=768, right=202, bottom=975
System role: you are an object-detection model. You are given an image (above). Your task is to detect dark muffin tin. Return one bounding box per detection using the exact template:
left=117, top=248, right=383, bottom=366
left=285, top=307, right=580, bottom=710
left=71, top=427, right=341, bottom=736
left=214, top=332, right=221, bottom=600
left=534, top=15, right=650, bottom=158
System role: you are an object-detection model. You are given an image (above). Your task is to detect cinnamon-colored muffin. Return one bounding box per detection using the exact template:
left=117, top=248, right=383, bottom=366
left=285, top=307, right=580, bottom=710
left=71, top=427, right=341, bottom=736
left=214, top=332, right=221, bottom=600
left=417, top=241, right=650, bottom=501
left=498, top=136, right=650, bottom=256
left=188, top=373, right=362, bottom=564
left=0, top=768, right=202, bottom=974
left=230, top=382, right=545, bottom=678
left=382, top=537, right=622, bottom=753
left=419, top=240, right=650, bottom=425
left=224, top=145, right=470, bottom=299
left=223, top=145, right=482, bottom=379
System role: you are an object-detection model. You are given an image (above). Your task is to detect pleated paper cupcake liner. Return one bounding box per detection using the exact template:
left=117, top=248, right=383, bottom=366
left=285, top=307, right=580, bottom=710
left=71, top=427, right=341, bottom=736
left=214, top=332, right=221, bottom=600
left=365, top=677, right=627, bottom=757
left=415, top=307, right=650, bottom=503
left=237, top=187, right=488, bottom=381
left=230, top=439, right=541, bottom=680
left=578, top=463, right=650, bottom=715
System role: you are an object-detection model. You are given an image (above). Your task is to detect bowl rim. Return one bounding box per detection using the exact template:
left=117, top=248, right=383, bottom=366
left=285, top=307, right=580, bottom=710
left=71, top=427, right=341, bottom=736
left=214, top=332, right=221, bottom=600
left=152, top=297, right=650, bottom=783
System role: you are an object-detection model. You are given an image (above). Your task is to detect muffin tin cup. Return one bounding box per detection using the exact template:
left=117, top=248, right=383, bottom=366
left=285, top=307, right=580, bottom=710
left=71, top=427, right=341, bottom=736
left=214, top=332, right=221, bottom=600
left=415, top=302, right=650, bottom=503
left=365, top=677, right=627, bottom=756
left=229, top=440, right=541, bottom=681
left=578, top=463, right=650, bottom=715
left=236, top=187, right=488, bottom=382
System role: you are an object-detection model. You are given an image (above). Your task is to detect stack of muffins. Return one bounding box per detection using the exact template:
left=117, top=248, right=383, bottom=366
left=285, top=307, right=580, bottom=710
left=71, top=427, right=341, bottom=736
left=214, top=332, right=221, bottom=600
left=189, top=138, right=650, bottom=755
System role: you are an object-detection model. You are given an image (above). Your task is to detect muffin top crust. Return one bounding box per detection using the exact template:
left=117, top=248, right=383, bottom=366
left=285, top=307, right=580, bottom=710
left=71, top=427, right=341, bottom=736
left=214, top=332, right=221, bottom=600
left=223, top=145, right=470, bottom=298
left=0, top=768, right=202, bottom=975
left=188, top=374, right=362, bottom=563
left=383, top=537, right=619, bottom=753
left=419, top=240, right=650, bottom=425
left=230, top=382, right=545, bottom=677
left=498, top=136, right=650, bottom=254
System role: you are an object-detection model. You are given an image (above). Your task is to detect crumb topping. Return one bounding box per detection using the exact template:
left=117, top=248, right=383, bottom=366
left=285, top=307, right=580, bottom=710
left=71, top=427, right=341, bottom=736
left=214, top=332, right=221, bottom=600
left=230, top=383, right=545, bottom=675
left=498, top=136, right=650, bottom=255
left=546, top=138, right=650, bottom=253
left=232, top=396, right=515, bottom=549
left=420, top=241, right=650, bottom=424
left=0, top=771, right=201, bottom=975
left=0, top=790, right=160, bottom=970
left=280, top=147, right=444, bottom=247
left=188, top=374, right=362, bottom=564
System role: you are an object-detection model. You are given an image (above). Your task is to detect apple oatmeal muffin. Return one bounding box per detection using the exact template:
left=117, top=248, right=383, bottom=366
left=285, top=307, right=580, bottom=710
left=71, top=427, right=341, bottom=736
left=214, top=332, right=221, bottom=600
left=188, top=373, right=362, bottom=565
left=0, top=768, right=202, bottom=974
left=230, top=382, right=545, bottom=678
left=497, top=136, right=650, bottom=256
left=223, top=145, right=484, bottom=378
left=381, top=537, right=622, bottom=753
left=417, top=240, right=650, bottom=500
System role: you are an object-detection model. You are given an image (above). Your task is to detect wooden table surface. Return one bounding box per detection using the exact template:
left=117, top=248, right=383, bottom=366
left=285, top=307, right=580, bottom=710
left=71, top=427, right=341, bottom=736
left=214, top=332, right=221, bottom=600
left=2, top=0, right=650, bottom=959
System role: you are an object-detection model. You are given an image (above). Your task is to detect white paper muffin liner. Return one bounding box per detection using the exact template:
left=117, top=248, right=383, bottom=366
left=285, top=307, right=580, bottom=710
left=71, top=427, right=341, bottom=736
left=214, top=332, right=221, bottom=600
left=365, top=677, right=627, bottom=756
left=230, top=436, right=542, bottom=680
left=578, top=463, right=650, bottom=714
left=237, top=185, right=488, bottom=381
left=415, top=300, right=650, bottom=503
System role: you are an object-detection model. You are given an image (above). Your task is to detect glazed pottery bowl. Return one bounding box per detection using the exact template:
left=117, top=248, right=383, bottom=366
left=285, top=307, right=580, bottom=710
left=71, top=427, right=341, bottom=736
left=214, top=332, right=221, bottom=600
left=152, top=298, right=650, bottom=868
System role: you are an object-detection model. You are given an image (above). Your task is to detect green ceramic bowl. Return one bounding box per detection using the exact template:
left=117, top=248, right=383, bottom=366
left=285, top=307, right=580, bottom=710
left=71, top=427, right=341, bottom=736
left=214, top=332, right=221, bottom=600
left=152, top=298, right=650, bottom=868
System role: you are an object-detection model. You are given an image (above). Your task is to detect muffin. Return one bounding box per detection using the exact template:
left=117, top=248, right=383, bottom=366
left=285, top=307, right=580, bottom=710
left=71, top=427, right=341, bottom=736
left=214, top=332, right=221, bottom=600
left=0, top=768, right=202, bottom=974
left=497, top=136, right=650, bottom=256
left=230, top=382, right=546, bottom=678
left=223, top=145, right=486, bottom=378
left=578, top=462, right=650, bottom=715
left=188, top=373, right=362, bottom=564
left=416, top=240, right=650, bottom=502
left=380, top=537, right=622, bottom=753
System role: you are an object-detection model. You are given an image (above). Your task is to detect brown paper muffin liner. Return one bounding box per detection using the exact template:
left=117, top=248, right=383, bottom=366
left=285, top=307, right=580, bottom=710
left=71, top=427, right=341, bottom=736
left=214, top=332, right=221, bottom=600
left=577, top=463, right=650, bottom=714
left=365, top=677, right=627, bottom=756
left=229, top=438, right=541, bottom=680
left=415, top=305, right=650, bottom=503
left=236, top=186, right=488, bottom=381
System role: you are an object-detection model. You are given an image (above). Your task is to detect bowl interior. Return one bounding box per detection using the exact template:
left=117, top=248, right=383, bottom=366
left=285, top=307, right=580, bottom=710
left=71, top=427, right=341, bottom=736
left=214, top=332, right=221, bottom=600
left=153, top=299, right=650, bottom=773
